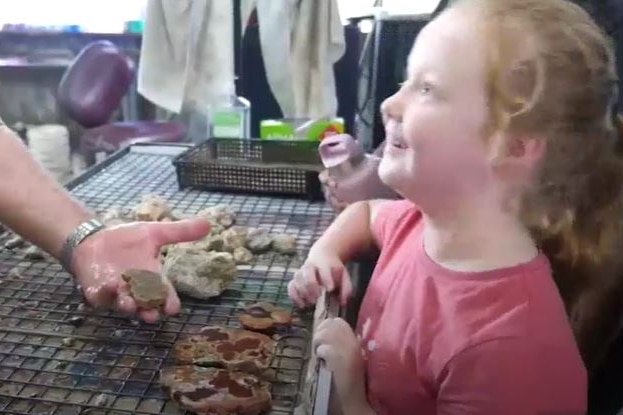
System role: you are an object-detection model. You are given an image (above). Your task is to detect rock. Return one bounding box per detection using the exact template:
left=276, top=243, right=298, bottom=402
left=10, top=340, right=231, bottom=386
left=66, top=316, right=84, bottom=327
left=233, top=247, right=253, bottom=265
left=61, top=337, right=75, bottom=347
left=205, top=235, right=225, bottom=252
left=92, top=393, right=110, bottom=407
left=133, top=194, right=172, bottom=222
left=222, top=226, right=248, bottom=252
left=164, top=247, right=237, bottom=299
left=197, top=205, right=236, bottom=231
left=271, top=234, right=297, bottom=255
left=4, top=235, right=24, bottom=250
left=246, top=228, right=272, bottom=254
left=100, top=207, right=132, bottom=226
left=170, top=210, right=193, bottom=221
left=24, top=245, right=45, bottom=260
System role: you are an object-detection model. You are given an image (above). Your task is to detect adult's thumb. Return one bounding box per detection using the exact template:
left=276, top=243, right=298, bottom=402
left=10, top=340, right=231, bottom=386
left=148, top=218, right=211, bottom=247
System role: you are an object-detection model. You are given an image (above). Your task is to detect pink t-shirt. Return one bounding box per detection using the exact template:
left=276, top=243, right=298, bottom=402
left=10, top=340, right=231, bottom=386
left=356, top=200, right=587, bottom=415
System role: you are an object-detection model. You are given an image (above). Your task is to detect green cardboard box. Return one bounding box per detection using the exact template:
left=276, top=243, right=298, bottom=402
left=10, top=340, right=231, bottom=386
left=260, top=117, right=344, bottom=141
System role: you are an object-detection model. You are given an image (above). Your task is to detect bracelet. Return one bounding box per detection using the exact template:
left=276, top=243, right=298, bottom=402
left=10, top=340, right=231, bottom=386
left=60, top=218, right=106, bottom=273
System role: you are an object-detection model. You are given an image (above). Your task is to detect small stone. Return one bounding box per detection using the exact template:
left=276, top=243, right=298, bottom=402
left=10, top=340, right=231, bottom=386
left=233, top=247, right=253, bottom=265
left=170, top=210, right=189, bottom=221
left=113, top=330, right=125, bottom=338
left=61, top=338, right=75, bottom=347
left=24, top=245, right=45, bottom=260
left=133, top=194, right=173, bottom=222
left=222, top=227, right=248, bottom=252
left=4, top=235, right=24, bottom=250
left=76, top=303, right=87, bottom=312
left=100, top=207, right=132, bottom=226
left=205, top=235, right=225, bottom=252
left=246, top=228, right=272, bottom=254
left=29, top=392, right=40, bottom=398
left=271, top=234, right=297, bottom=255
left=66, top=316, right=84, bottom=327
left=92, top=393, right=110, bottom=407
left=196, top=205, right=236, bottom=230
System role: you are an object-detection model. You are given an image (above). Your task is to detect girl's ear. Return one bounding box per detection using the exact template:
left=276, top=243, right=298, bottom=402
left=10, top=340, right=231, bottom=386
left=490, top=135, right=546, bottom=182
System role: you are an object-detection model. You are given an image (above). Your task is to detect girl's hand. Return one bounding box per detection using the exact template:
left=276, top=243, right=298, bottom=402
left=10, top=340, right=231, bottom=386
left=313, top=317, right=369, bottom=414
left=288, top=251, right=353, bottom=308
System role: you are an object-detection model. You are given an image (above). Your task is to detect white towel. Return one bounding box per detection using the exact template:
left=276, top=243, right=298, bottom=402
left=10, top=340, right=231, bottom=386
left=250, top=0, right=345, bottom=118
left=139, top=0, right=344, bottom=119
left=137, top=0, right=235, bottom=114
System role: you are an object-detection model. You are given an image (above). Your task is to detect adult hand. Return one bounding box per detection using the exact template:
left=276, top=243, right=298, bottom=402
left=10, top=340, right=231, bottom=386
left=319, top=170, right=349, bottom=214
left=70, top=217, right=210, bottom=323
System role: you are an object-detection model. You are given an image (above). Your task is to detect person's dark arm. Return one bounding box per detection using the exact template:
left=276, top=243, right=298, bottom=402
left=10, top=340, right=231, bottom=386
left=0, top=125, right=93, bottom=258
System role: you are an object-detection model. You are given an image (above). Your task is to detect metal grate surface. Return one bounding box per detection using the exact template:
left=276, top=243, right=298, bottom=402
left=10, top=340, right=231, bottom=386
left=0, top=145, right=334, bottom=415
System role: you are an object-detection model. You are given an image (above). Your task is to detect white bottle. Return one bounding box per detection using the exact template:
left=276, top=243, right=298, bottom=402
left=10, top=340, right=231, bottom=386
left=206, top=84, right=251, bottom=139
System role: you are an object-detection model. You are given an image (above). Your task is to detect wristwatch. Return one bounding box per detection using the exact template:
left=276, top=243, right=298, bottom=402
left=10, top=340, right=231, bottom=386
left=60, top=218, right=106, bottom=273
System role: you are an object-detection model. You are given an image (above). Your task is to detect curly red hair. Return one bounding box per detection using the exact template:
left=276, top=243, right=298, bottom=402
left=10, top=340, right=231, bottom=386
left=455, top=0, right=623, bottom=371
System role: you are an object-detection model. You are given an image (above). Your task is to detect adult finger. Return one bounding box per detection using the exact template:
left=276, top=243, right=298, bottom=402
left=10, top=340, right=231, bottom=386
left=139, top=308, right=160, bottom=324
left=148, top=218, right=211, bottom=248
left=83, top=279, right=118, bottom=310
left=163, top=281, right=181, bottom=316
left=113, top=275, right=137, bottom=315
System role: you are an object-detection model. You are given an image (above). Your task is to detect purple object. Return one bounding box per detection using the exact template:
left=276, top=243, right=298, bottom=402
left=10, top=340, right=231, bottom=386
left=58, top=41, right=134, bottom=128
left=57, top=41, right=186, bottom=165
left=319, top=134, right=398, bottom=204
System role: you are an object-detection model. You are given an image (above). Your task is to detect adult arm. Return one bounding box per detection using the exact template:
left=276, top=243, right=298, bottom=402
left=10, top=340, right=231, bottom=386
left=0, top=125, right=92, bottom=258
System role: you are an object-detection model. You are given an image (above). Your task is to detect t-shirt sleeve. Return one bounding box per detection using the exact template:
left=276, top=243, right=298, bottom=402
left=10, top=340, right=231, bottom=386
left=371, top=199, right=415, bottom=247
left=437, top=338, right=586, bottom=415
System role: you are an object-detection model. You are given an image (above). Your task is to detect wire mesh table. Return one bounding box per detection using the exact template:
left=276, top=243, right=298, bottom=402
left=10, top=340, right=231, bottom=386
left=0, top=144, right=335, bottom=415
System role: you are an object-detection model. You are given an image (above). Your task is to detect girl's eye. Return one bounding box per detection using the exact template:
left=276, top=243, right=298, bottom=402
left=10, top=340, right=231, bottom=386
left=419, top=83, right=433, bottom=94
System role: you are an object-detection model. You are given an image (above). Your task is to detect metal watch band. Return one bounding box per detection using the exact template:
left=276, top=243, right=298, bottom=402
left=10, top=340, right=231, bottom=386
left=60, top=218, right=106, bottom=273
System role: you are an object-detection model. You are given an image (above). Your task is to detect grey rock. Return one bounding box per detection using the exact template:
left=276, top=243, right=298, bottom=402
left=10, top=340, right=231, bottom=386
left=246, top=228, right=272, bottom=254
left=24, top=245, right=45, bottom=260
left=233, top=247, right=254, bottom=265
left=197, top=205, right=236, bottom=231
left=222, top=226, right=248, bottom=252
left=132, top=194, right=173, bottom=222
left=4, top=235, right=24, bottom=250
left=100, top=207, right=132, bottom=226
left=271, top=234, right=297, bottom=255
left=163, top=247, right=237, bottom=299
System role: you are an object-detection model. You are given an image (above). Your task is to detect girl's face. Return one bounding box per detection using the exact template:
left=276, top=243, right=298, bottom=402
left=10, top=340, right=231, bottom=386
left=378, top=7, right=494, bottom=211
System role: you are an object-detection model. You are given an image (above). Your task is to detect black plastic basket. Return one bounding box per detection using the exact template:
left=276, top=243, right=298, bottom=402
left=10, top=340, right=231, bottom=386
left=172, top=138, right=325, bottom=200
